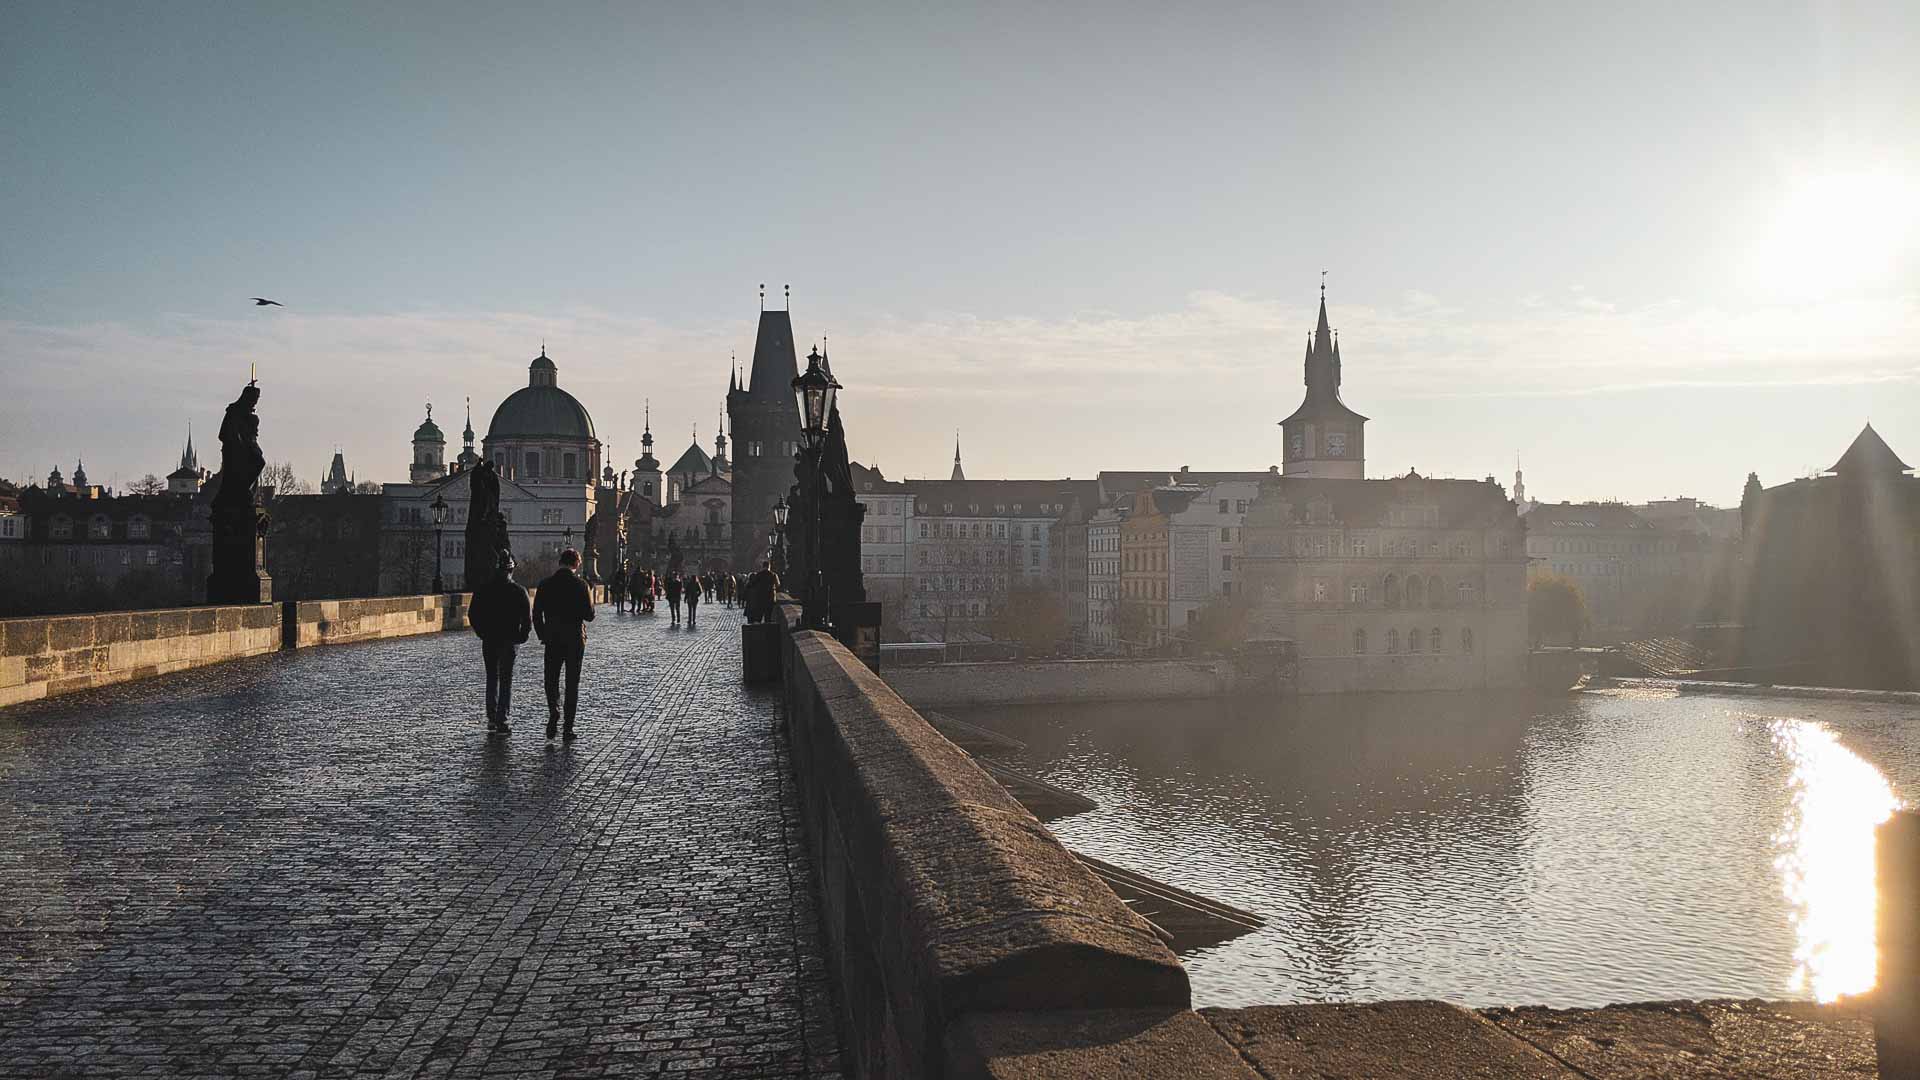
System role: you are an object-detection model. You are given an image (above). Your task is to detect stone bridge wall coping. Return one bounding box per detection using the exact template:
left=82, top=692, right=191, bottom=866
left=1, top=584, right=611, bottom=709
left=778, top=617, right=1189, bottom=1078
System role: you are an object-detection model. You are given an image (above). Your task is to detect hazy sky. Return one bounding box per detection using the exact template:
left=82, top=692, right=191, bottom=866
left=4, top=2, right=1916, bottom=504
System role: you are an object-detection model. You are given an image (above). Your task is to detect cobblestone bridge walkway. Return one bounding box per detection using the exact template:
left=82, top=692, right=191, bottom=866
left=0, top=604, right=843, bottom=1079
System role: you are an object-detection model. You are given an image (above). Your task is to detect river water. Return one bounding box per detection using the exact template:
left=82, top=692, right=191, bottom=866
left=951, top=685, right=1920, bottom=1009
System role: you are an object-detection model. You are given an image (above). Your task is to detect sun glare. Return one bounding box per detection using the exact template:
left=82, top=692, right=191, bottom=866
left=1747, top=171, right=1920, bottom=297
left=1770, top=716, right=1901, bottom=1002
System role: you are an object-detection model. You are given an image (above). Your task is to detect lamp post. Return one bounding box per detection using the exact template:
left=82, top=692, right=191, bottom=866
left=771, top=495, right=790, bottom=580
left=562, top=524, right=574, bottom=562
left=790, top=347, right=840, bottom=630
left=430, top=493, right=448, bottom=593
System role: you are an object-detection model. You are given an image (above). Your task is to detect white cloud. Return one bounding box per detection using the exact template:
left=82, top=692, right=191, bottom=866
left=2, top=289, right=1915, bottom=490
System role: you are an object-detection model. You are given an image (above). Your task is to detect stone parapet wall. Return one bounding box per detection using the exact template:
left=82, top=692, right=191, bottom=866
left=882, top=657, right=1238, bottom=708
left=0, top=585, right=610, bottom=710
left=0, top=605, right=281, bottom=708
left=287, top=594, right=471, bottom=648
left=779, top=623, right=1189, bottom=1078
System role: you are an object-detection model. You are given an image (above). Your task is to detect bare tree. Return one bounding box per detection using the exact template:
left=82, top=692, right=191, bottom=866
left=125, top=474, right=167, bottom=496
left=353, top=480, right=382, bottom=495
left=261, top=461, right=312, bottom=497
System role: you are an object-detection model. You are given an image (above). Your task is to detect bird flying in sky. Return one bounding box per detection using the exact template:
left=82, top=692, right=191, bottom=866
left=250, top=297, right=282, bottom=306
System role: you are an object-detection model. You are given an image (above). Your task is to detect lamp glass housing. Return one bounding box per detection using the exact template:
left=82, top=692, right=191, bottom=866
left=430, top=495, right=447, bottom=526
left=772, top=497, right=789, bottom=527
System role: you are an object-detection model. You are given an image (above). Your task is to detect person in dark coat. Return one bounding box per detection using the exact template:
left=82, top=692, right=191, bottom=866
left=469, top=552, right=531, bottom=735
left=610, top=564, right=629, bottom=614
left=685, top=572, right=703, bottom=628
left=746, top=561, right=779, bottom=623
left=532, top=547, right=596, bottom=741
left=664, top=572, right=683, bottom=625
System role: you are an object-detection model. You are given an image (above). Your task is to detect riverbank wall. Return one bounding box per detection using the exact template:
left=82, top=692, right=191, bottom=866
left=882, top=657, right=1240, bottom=708
left=0, top=584, right=606, bottom=710
left=1606, top=675, right=1920, bottom=706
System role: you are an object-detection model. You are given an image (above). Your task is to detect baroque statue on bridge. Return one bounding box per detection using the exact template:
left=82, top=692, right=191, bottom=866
left=465, top=458, right=511, bottom=589
left=205, top=379, right=273, bottom=603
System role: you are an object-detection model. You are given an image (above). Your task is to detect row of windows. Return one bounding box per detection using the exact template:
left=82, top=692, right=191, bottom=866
left=918, top=521, right=1048, bottom=541
left=1126, top=579, right=1167, bottom=601
left=1304, top=574, right=1479, bottom=606
left=1532, top=538, right=1679, bottom=555
left=919, top=501, right=1065, bottom=515
left=1285, top=534, right=1502, bottom=559
left=492, top=450, right=584, bottom=480
left=742, top=440, right=800, bottom=459
left=45, top=514, right=158, bottom=540
left=915, top=575, right=1008, bottom=594
left=1353, top=627, right=1474, bottom=655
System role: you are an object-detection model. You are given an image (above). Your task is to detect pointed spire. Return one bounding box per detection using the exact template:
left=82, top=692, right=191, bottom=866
left=950, top=432, right=966, bottom=482
left=729, top=351, right=739, bottom=392
left=642, top=400, right=653, bottom=446
left=463, top=397, right=475, bottom=444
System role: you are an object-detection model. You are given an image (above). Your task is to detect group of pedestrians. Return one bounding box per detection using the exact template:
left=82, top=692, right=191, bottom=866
left=466, top=549, right=779, bottom=741
left=609, top=568, right=745, bottom=628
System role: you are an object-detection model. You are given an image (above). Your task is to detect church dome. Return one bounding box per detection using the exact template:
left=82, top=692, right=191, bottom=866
left=414, top=415, right=444, bottom=442
left=486, top=349, right=596, bottom=441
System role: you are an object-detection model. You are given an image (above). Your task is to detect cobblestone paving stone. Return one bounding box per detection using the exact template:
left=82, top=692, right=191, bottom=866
left=0, top=605, right=845, bottom=1079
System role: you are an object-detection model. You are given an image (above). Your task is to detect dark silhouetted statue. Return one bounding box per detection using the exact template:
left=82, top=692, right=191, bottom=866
left=465, top=459, right=510, bottom=590
left=205, top=381, right=273, bottom=603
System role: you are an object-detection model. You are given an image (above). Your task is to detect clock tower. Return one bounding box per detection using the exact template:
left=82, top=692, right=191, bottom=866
left=1280, top=285, right=1367, bottom=480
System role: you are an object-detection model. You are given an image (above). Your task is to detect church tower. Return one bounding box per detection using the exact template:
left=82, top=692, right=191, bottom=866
left=633, top=401, right=663, bottom=507
left=726, top=288, right=804, bottom=569
left=168, top=425, right=204, bottom=495
left=950, top=434, right=967, bottom=481
left=1279, top=283, right=1368, bottom=480
left=411, top=404, right=446, bottom=483
left=713, top=409, right=729, bottom=475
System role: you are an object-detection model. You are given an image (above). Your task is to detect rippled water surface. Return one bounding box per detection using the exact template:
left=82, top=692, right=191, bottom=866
left=953, top=687, right=1920, bottom=1008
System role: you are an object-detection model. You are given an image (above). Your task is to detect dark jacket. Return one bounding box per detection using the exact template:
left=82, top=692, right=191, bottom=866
left=533, top=567, right=596, bottom=648
left=469, top=575, right=532, bottom=644
left=746, top=569, right=778, bottom=617
left=686, top=576, right=703, bottom=604
left=664, top=576, right=683, bottom=601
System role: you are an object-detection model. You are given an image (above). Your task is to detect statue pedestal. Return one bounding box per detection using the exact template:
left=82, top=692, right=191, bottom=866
left=206, top=507, right=272, bottom=604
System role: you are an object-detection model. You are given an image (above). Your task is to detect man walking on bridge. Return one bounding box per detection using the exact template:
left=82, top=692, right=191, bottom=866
left=469, top=552, right=531, bottom=736
left=533, top=547, right=595, bottom=741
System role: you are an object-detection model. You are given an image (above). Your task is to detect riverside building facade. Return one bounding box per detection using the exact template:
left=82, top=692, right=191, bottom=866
left=1237, top=289, right=1529, bottom=690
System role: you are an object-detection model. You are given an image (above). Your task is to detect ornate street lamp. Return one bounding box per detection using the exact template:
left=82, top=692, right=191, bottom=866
left=791, top=349, right=840, bottom=629
left=771, top=495, right=790, bottom=579
left=430, top=493, right=448, bottom=593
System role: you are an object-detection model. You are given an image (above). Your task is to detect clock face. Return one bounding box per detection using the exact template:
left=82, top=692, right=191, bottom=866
left=1290, top=431, right=1304, bottom=457
left=1327, top=432, right=1347, bottom=457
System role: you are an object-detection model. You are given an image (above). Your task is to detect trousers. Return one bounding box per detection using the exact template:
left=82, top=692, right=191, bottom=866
left=544, top=640, right=584, bottom=724
left=482, top=640, right=517, bottom=723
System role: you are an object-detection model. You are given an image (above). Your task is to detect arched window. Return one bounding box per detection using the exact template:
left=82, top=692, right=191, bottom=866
left=1406, top=575, right=1425, bottom=607
left=127, top=515, right=150, bottom=540
left=50, top=515, right=72, bottom=539
left=563, top=452, right=577, bottom=478
left=1430, top=627, right=1443, bottom=652
left=526, top=451, right=542, bottom=477
left=1462, top=627, right=1475, bottom=653
left=1383, top=573, right=1400, bottom=608
left=1406, top=626, right=1422, bottom=653
left=1349, top=580, right=1369, bottom=604
left=1353, top=628, right=1367, bottom=655
left=88, top=514, right=112, bottom=539
left=1386, top=628, right=1399, bottom=654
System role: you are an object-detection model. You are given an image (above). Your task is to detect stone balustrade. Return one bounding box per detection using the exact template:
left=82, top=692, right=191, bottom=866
left=1, top=583, right=611, bottom=711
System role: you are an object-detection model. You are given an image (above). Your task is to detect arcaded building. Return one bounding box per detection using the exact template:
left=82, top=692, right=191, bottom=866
left=1238, top=290, right=1530, bottom=691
